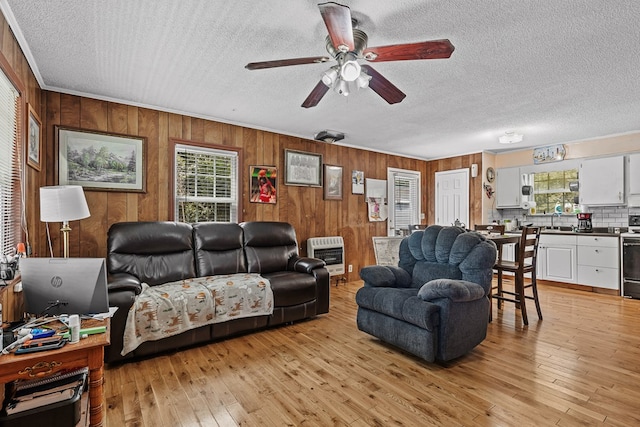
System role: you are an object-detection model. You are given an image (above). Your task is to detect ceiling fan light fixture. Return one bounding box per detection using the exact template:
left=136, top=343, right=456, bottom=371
left=339, top=53, right=361, bottom=81
left=498, top=131, right=523, bottom=144
left=355, top=71, right=371, bottom=89
left=321, top=67, right=339, bottom=87
left=334, top=79, right=350, bottom=96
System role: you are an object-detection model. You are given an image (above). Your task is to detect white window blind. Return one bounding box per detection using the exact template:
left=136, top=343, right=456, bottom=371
left=0, top=69, right=21, bottom=257
left=388, top=169, right=420, bottom=236
left=174, top=144, right=238, bottom=223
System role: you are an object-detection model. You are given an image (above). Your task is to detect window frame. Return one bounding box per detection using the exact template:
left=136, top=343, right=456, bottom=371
left=387, top=167, right=421, bottom=236
left=170, top=139, right=242, bottom=223
left=0, top=51, right=25, bottom=259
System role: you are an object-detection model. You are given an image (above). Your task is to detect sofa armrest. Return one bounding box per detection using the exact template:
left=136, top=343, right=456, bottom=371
left=418, top=279, right=485, bottom=302
left=288, top=256, right=325, bottom=273
left=359, top=265, right=412, bottom=288
left=107, top=272, right=143, bottom=294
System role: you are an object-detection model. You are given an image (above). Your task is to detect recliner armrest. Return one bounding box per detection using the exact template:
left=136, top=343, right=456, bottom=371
left=107, top=273, right=143, bottom=294
left=289, top=256, right=325, bottom=273
left=359, top=265, right=412, bottom=288
left=418, top=279, right=485, bottom=302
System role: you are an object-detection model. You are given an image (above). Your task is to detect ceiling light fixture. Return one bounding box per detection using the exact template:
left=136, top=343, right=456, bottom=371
left=498, top=131, right=524, bottom=144
left=314, top=130, right=345, bottom=143
left=320, top=50, right=370, bottom=97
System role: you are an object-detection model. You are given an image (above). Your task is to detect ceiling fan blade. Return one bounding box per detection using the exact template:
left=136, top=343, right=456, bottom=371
left=318, top=2, right=354, bottom=52
left=361, top=65, right=406, bottom=105
left=363, top=39, right=455, bottom=62
left=301, top=81, right=330, bottom=108
left=245, top=56, right=331, bottom=70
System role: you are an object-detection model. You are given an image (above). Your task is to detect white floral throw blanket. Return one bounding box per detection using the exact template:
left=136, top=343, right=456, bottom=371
left=122, top=273, right=273, bottom=355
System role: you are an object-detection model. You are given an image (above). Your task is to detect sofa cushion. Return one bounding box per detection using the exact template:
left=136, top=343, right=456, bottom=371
left=193, top=222, right=247, bottom=276
left=107, top=221, right=196, bottom=286
left=418, top=279, right=486, bottom=302
left=241, top=222, right=298, bottom=273
left=263, top=271, right=318, bottom=307
left=355, top=287, right=439, bottom=331
left=411, top=262, right=461, bottom=288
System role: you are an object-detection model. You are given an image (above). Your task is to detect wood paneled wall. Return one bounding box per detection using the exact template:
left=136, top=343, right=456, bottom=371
left=3, top=10, right=483, bottom=282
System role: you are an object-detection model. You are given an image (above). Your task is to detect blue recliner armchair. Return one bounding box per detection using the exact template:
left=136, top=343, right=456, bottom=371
left=356, top=225, right=497, bottom=362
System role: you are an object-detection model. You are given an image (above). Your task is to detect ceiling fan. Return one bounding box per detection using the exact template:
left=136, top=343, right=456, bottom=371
left=245, top=2, right=455, bottom=108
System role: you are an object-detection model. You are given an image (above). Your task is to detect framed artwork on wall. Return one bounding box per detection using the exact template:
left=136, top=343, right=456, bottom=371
left=284, top=149, right=322, bottom=186
left=250, top=165, right=277, bottom=204
left=56, top=126, right=146, bottom=192
left=352, top=170, right=364, bottom=194
left=323, top=165, right=343, bottom=200
left=27, top=104, right=42, bottom=171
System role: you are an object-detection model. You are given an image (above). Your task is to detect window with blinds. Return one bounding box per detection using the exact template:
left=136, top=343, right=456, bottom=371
left=388, top=169, right=421, bottom=236
left=174, top=143, right=238, bottom=223
left=0, top=68, right=21, bottom=258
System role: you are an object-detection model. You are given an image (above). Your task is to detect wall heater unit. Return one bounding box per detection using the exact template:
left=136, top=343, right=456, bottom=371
left=307, top=236, right=345, bottom=276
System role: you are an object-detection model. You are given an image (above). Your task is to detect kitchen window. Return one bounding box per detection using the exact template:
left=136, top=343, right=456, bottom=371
left=533, top=168, right=579, bottom=213
left=173, top=142, right=239, bottom=223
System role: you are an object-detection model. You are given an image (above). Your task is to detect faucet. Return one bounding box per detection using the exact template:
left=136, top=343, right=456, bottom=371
left=551, top=212, right=561, bottom=229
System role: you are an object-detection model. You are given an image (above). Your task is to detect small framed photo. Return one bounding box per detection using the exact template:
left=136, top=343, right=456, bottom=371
left=27, top=104, right=42, bottom=171
left=56, top=126, right=146, bottom=192
left=323, top=164, right=343, bottom=200
left=284, top=149, right=322, bottom=186
left=250, top=166, right=277, bottom=204
left=352, top=170, right=364, bottom=194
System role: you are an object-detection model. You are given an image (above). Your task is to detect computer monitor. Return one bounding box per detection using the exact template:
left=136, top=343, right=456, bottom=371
left=20, top=258, right=109, bottom=316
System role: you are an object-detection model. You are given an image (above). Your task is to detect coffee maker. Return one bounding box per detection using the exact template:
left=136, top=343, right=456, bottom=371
left=576, top=212, right=593, bottom=233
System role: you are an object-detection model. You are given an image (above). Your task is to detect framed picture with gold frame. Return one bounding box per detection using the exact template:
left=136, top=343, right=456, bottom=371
left=27, top=104, right=42, bottom=171
left=323, top=164, right=343, bottom=200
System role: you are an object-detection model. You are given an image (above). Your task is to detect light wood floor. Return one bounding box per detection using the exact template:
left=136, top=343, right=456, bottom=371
left=104, top=280, right=640, bottom=426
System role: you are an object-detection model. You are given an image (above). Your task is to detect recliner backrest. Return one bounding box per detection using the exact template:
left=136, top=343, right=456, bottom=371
left=193, top=222, right=247, bottom=276
left=241, top=221, right=298, bottom=273
left=400, top=225, right=496, bottom=293
left=107, top=221, right=196, bottom=286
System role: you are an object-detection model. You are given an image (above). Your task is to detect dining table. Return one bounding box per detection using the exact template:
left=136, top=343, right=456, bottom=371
left=485, top=233, right=521, bottom=263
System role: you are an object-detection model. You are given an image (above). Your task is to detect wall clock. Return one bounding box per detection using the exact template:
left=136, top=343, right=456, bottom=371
left=486, top=167, right=495, bottom=183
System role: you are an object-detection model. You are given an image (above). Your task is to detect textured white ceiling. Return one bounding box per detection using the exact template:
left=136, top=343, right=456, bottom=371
left=2, top=0, right=640, bottom=159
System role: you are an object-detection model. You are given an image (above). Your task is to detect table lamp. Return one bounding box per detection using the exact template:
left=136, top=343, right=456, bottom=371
left=40, top=185, right=90, bottom=258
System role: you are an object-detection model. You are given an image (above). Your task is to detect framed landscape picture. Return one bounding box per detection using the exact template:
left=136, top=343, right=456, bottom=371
left=284, top=149, right=322, bottom=186
left=56, top=126, right=146, bottom=192
left=27, top=104, right=42, bottom=171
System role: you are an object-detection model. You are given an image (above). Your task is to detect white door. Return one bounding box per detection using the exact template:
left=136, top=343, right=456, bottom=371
left=387, top=168, right=421, bottom=236
left=435, top=168, right=469, bottom=227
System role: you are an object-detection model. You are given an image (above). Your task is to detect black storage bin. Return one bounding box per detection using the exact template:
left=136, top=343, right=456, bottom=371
left=0, top=381, right=84, bottom=427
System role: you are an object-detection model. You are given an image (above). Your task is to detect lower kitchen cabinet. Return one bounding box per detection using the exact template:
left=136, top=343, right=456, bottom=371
left=538, top=233, right=620, bottom=291
left=538, top=234, right=577, bottom=283
left=576, top=235, right=619, bottom=289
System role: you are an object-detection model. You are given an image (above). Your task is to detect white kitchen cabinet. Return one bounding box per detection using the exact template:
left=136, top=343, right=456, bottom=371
left=576, top=235, right=619, bottom=290
left=538, top=234, right=577, bottom=283
left=496, top=167, right=521, bottom=208
left=628, top=154, right=640, bottom=206
left=579, top=156, right=625, bottom=206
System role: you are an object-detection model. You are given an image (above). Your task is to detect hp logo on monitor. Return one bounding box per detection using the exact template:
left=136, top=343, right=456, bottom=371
left=50, top=276, right=63, bottom=288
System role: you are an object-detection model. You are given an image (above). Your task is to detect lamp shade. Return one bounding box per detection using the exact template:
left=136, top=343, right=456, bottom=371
left=40, top=185, right=90, bottom=222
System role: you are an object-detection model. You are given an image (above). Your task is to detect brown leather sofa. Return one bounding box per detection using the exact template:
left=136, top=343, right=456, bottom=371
left=105, top=221, right=329, bottom=363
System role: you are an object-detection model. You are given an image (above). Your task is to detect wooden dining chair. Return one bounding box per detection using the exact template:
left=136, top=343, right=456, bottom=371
left=493, top=226, right=542, bottom=325
left=474, top=224, right=506, bottom=322
left=473, top=224, right=506, bottom=235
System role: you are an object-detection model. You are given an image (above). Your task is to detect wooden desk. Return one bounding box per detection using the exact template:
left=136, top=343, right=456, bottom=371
left=0, top=318, right=110, bottom=427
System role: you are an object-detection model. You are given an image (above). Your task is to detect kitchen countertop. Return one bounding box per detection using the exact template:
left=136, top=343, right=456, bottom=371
left=539, top=227, right=626, bottom=237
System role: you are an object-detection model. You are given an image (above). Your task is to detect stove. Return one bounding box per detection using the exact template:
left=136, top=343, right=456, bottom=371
left=622, top=214, right=640, bottom=298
